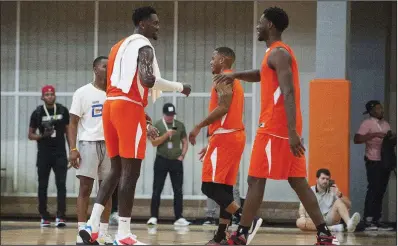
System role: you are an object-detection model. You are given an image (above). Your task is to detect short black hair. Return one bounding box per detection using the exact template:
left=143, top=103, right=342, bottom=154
left=214, top=47, right=236, bottom=62
left=316, top=168, right=331, bottom=178
left=132, top=6, right=157, bottom=26
left=93, top=56, right=108, bottom=68
left=263, top=7, right=289, bottom=32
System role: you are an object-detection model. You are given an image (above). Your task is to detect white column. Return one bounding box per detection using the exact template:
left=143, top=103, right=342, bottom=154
left=251, top=1, right=258, bottom=144
left=94, top=1, right=99, bottom=59
left=13, top=1, right=21, bottom=192
left=172, top=1, right=178, bottom=108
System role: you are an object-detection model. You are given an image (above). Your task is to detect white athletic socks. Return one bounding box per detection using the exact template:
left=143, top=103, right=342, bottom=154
left=78, top=222, right=87, bottom=231
left=100, top=223, right=109, bottom=235
left=88, top=203, right=105, bottom=228
left=118, top=217, right=131, bottom=236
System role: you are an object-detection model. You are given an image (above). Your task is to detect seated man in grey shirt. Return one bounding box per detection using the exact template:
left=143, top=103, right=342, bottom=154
left=296, top=169, right=360, bottom=232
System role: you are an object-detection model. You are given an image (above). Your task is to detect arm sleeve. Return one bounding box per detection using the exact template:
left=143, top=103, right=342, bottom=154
left=357, top=120, right=371, bottom=135
left=152, top=77, right=184, bottom=92
left=69, top=90, right=82, bottom=117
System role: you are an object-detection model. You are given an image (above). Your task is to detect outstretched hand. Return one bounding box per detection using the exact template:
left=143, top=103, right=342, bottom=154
left=181, top=83, right=192, bottom=96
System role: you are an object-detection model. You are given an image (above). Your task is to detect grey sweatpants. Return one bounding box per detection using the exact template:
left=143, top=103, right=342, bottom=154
left=205, top=171, right=241, bottom=218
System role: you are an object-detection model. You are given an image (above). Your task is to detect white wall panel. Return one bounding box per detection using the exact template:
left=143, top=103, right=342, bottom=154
left=177, top=1, right=253, bottom=93
left=1, top=1, right=16, bottom=92
left=1, top=96, right=16, bottom=194
left=19, top=1, right=95, bottom=92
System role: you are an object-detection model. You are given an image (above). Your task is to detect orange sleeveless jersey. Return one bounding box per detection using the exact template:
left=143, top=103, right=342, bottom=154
left=208, top=70, right=245, bottom=136
left=106, top=38, right=149, bottom=107
left=258, top=41, right=302, bottom=138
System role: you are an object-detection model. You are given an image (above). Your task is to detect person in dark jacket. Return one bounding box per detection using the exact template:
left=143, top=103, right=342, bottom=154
left=381, top=131, right=397, bottom=173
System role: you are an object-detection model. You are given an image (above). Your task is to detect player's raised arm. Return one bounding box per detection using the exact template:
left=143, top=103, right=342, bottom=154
left=213, top=69, right=260, bottom=85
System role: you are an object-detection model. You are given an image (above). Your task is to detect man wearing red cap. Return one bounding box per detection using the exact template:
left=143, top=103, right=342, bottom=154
left=28, top=84, right=71, bottom=227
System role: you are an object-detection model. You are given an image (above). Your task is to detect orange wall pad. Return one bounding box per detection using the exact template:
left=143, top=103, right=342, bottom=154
left=308, top=79, right=351, bottom=197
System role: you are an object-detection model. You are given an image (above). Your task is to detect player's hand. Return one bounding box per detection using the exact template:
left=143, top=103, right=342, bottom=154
left=213, top=73, right=235, bottom=85
left=198, top=146, right=208, bottom=161
left=177, top=155, right=184, bottom=161
left=143, top=74, right=156, bottom=88
left=166, top=130, right=177, bottom=137
left=189, top=126, right=201, bottom=145
left=288, top=131, right=305, bottom=157
left=147, top=124, right=160, bottom=140
left=69, top=149, right=81, bottom=169
left=181, top=84, right=191, bottom=96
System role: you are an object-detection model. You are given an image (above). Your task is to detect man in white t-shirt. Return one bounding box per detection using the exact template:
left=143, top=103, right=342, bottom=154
left=69, top=56, right=113, bottom=245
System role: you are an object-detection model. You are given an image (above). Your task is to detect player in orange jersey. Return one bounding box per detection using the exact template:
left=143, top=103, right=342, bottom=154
left=189, top=47, right=261, bottom=245
left=214, top=7, right=339, bottom=245
left=79, top=6, right=191, bottom=246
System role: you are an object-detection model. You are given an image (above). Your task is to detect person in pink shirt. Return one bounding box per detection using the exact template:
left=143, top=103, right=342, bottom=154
left=354, top=100, right=394, bottom=231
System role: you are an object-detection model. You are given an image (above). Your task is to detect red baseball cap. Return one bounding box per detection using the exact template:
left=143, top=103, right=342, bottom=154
left=42, top=85, right=55, bottom=95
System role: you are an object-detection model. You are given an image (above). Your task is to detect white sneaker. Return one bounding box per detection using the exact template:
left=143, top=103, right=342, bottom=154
left=113, top=233, right=147, bottom=245
left=55, top=218, right=66, bottom=227
left=146, top=217, right=158, bottom=226
left=109, top=212, right=119, bottom=226
left=173, top=218, right=191, bottom=226
left=329, top=224, right=345, bottom=232
left=246, top=217, right=263, bottom=245
left=98, top=233, right=113, bottom=245
left=347, top=212, right=361, bottom=232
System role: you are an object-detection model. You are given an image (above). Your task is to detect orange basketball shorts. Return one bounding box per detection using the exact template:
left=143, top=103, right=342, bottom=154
left=248, top=133, right=307, bottom=180
left=102, top=99, right=147, bottom=159
left=202, top=130, right=246, bottom=185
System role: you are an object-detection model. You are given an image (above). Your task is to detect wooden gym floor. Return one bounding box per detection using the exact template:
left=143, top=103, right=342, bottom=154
left=1, top=221, right=396, bottom=245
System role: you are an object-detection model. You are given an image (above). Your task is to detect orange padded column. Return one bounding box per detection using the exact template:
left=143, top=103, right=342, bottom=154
left=308, top=79, right=351, bottom=197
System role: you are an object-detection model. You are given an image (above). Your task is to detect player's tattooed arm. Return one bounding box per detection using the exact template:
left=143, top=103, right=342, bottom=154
left=138, top=46, right=156, bottom=88
left=197, top=82, right=233, bottom=129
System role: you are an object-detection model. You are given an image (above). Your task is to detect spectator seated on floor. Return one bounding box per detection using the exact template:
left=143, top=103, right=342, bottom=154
left=296, top=169, right=361, bottom=232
